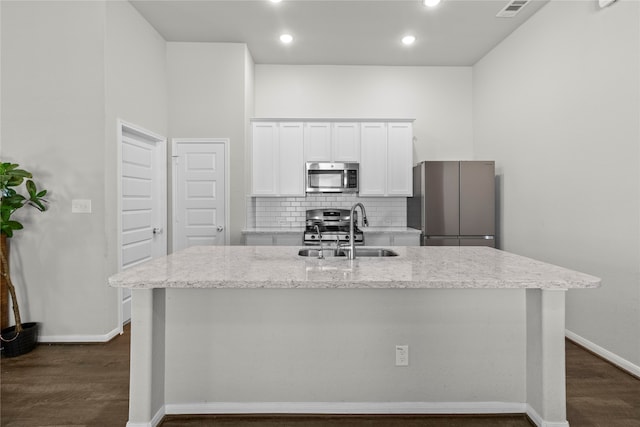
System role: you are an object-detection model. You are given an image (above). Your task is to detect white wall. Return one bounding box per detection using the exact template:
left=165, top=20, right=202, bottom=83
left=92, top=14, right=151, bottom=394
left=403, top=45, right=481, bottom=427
left=1, top=1, right=167, bottom=340
left=474, top=0, right=640, bottom=369
left=105, top=1, right=169, bottom=329
left=167, top=42, right=253, bottom=245
left=255, top=65, right=474, bottom=162
left=2, top=1, right=108, bottom=339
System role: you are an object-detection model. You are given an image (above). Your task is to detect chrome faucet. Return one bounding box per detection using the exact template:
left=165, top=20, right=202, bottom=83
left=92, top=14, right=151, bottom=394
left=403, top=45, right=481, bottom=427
left=314, top=224, right=324, bottom=259
left=348, top=202, right=368, bottom=260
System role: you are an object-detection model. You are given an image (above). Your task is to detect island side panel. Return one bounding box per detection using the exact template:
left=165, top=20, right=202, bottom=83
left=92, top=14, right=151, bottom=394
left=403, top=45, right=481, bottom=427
left=162, top=288, right=527, bottom=409
left=128, top=289, right=166, bottom=426
left=526, top=289, right=568, bottom=427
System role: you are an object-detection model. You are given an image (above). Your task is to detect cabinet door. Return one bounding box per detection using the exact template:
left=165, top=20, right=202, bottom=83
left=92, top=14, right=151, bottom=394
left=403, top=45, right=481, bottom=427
left=304, top=122, right=331, bottom=162
left=245, top=234, right=274, bottom=246
left=386, top=122, right=413, bottom=196
left=393, top=234, right=420, bottom=246
left=332, top=122, right=360, bottom=162
left=359, top=122, right=387, bottom=196
left=364, top=233, right=391, bottom=246
left=274, top=234, right=302, bottom=246
left=278, top=122, right=305, bottom=196
left=251, top=122, right=278, bottom=195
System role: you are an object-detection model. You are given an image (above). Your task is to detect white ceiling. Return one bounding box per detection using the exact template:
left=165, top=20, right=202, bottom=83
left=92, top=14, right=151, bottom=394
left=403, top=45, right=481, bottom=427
left=130, top=0, right=549, bottom=66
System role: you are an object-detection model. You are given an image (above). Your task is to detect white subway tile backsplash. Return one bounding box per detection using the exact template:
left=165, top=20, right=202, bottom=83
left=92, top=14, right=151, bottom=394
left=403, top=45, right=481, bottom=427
left=252, top=194, right=407, bottom=228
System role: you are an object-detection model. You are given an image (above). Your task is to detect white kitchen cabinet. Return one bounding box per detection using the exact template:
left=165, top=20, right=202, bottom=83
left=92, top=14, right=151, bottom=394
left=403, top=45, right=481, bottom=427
left=359, top=122, right=388, bottom=196
left=278, top=122, right=305, bottom=195
left=304, top=122, right=331, bottom=161
left=364, top=230, right=420, bottom=246
left=331, top=122, right=360, bottom=162
left=251, top=121, right=304, bottom=196
left=359, top=121, right=413, bottom=197
left=251, top=122, right=278, bottom=195
left=386, top=122, right=413, bottom=196
left=244, top=232, right=302, bottom=246
left=304, top=122, right=360, bottom=163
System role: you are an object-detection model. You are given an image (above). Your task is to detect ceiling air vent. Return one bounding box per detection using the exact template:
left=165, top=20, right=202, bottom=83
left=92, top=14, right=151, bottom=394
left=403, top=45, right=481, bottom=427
left=496, top=0, right=530, bottom=18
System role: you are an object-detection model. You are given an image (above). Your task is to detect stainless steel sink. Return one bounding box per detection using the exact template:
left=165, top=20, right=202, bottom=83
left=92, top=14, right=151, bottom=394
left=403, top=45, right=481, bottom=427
left=298, top=248, right=345, bottom=257
left=340, top=248, right=398, bottom=257
left=298, top=247, right=398, bottom=258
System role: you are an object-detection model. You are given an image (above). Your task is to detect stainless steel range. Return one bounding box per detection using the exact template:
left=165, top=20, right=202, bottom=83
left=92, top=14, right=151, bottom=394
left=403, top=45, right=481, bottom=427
left=303, top=209, right=364, bottom=246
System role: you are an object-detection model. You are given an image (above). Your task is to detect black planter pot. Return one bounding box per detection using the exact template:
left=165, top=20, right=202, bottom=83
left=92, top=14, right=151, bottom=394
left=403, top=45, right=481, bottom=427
left=1, top=322, right=39, bottom=357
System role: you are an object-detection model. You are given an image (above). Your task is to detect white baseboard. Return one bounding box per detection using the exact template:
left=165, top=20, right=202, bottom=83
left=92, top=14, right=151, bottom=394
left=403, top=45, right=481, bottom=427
left=38, top=326, right=122, bottom=343
left=164, top=401, right=527, bottom=416
left=157, top=401, right=578, bottom=426
left=566, top=329, right=640, bottom=378
left=126, top=406, right=165, bottom=427
left=526, top=404, right=569, bottom=427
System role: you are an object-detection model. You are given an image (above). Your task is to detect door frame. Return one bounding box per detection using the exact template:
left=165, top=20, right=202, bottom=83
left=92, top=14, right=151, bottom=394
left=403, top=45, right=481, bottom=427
left=171, top=138, right=230, bottom=253
left=116, top=119, right=167, bottom=331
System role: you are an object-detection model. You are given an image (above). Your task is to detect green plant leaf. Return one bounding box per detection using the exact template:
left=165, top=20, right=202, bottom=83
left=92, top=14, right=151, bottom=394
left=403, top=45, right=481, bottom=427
left=0, top=162, right=48, bottom=236
left=26, top=179, right=36, bottom=196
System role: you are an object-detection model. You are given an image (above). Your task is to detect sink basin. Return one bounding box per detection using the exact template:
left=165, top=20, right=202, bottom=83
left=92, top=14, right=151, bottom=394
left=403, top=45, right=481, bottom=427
left=342, top=248, right=398, bottom=257
left=298, top=248, right=345, bottom=257
left=298, top=247, right=398, bottom=258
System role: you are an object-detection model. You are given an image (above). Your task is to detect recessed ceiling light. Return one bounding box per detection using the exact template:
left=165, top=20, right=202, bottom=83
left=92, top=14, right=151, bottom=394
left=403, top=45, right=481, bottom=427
left=280, top=34, right=293, bottom=44
left=402, top=35, right=416, bottom=46
left=423, top=0, right=441, bottom=7
left=270, top=0, right=282, bottom=3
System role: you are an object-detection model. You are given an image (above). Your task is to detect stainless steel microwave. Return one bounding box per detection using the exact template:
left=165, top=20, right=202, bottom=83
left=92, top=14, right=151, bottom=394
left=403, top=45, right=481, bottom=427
left=306, top=162, right=359, bottom=193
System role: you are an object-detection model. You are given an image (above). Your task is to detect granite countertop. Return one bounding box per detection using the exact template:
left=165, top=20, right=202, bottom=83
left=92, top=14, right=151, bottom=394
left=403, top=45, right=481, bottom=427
left=109, top=246, right=601, bottom=290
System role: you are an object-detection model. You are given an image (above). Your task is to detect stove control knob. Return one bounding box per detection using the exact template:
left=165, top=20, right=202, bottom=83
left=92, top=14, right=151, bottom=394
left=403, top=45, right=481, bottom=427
left=345, top=235, right=350, bottom=241
left=311, top=235, right=316, bottom=239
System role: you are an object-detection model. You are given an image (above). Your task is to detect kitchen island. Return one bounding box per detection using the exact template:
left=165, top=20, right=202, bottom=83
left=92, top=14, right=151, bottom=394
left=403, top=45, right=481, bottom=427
left=109, top=246, right=600, bottom=427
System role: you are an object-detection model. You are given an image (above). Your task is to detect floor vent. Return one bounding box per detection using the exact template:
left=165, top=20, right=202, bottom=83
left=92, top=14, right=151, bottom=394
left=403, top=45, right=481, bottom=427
left=496, top=0, right=530, bottom=18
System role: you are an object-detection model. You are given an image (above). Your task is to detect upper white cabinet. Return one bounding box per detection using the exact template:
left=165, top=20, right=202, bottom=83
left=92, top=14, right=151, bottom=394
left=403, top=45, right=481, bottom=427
left=359, top=121, right=413, bottom=197
left=331, top=122, right=360, bottom=162
left=359, top=122, right=388, bottom=196
left=304, top=122, right=360, bottom=162
left=303, top=122, right=331, bottom=161
left=251, top=122, right=278, bottom=195
left=252, top=119, right=413, bottom=198
left=251, top=121, right=304, bottom=196
left=386, top=122, right=414, bottom=196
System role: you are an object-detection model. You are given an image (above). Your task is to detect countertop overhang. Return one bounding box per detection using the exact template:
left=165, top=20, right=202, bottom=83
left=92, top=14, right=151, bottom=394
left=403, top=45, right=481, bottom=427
left=109, top=246, right=601, bottom=290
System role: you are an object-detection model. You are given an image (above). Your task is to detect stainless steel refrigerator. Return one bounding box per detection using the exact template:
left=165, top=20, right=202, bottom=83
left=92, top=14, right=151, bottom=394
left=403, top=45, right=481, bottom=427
left=407, top=161, right=496, bottom=247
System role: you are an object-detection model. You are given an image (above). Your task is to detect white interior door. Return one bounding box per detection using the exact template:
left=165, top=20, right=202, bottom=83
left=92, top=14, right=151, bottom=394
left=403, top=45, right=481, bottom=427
left=172, top=138, right=228, bottom=252
left=119, top=122, right=167, bottom=326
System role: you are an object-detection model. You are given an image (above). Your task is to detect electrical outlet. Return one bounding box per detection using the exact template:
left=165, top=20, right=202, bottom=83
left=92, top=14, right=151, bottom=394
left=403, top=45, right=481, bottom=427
left=395, top=345, right=408, bottom=366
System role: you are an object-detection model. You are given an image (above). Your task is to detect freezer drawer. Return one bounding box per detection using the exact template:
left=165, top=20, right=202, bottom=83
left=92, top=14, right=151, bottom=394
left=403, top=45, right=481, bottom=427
left=423, top=237, right=460, bottom=246
left=459, top=237, right=495, bottom=248
left=423, top=236, right=496, bottom=247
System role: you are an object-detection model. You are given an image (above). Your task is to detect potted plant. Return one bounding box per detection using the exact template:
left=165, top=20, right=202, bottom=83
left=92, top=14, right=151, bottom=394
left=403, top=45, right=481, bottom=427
left=0, top=162, right=48, bottom=357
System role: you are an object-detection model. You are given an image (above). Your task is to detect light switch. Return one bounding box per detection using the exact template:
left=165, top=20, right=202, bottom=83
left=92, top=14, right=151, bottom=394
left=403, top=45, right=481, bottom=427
left=395, top=345, right=409, bottom=366
left=72, top=199, right=92, bottom=214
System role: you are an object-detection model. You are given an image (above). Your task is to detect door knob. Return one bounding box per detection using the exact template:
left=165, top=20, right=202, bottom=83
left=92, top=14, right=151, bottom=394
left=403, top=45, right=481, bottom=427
left=216, top=226, right=224, bottom=232
left=152, top=227, right=163, bottom=235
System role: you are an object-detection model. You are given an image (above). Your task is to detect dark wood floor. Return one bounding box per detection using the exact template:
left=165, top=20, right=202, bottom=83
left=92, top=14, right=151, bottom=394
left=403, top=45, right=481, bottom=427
left=1, top=326, right=638, bottom=426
